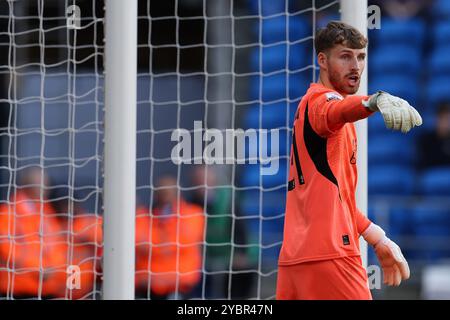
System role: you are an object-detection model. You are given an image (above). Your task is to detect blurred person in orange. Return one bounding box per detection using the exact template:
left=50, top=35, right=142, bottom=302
left=0, top=167, right=67, bottom=299
left=51, top=188, right=103, bottom=299
left=135, top=175, right=205, bottom=299
left=0, top=167, right=102, bottom=299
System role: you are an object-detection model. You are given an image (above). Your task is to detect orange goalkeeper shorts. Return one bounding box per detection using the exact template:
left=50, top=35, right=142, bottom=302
left=276, top=255, right=372, bottom=300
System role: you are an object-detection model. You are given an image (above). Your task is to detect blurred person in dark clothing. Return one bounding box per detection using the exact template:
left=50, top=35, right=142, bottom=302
left=135, top=175, right=204, bottom=300
left=190, top=165, right=255, bottom=299
left=418, top=102, right=450, bottom=170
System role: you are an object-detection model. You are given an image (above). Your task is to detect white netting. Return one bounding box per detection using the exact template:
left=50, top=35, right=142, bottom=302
left=0, top=0, right=339, bottom=300
left=134, top=0, right=339, bottom=300
left=0, top=0, right=104, bottom=299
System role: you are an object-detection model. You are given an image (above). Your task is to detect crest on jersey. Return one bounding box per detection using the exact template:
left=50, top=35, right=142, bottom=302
left=326, top=92, right=343, bottom=102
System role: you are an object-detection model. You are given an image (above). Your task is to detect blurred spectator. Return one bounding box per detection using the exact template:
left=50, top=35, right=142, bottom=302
left=190, top=165, right=231, bottom=299
left=0, top=167, right=67, bottom=299
left=50, top=188, right=103, bottom=299
left=0, top=167, right=101, bottom=299
left=371, top=0, right=433, bottom=19
left=418, top=102, right=450, bottom=170
left=190, top=165, right=255, bottom=299
left=135, top=176, right=204, bottom=299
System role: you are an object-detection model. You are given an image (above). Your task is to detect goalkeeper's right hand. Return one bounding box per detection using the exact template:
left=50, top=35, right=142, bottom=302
left=363, top=91, right=423, bottom=133
left=362, top=223, right=410, bottom=287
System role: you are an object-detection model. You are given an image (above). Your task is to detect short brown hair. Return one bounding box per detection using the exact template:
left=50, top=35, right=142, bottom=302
left=315, top=21, right=368, bottom=54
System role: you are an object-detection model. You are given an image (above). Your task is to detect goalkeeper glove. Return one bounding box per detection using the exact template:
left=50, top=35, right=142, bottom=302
left=362, top=223, right=410, bottom=286
left=362, top=91, right=423, bottom=133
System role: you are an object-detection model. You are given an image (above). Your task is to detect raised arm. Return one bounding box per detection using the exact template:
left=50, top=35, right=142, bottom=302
left=308, top=90, right=423, bottom=137
left=308, top=92, right=374, bottom=137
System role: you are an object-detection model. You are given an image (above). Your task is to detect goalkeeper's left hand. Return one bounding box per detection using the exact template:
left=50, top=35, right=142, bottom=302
left=363, top=91, right=423, bottom=134
left=362, top=223, right=410, bottom=286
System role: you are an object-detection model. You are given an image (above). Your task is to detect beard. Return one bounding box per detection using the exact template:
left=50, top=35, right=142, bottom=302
left=328, top=65, right=360, bottom=95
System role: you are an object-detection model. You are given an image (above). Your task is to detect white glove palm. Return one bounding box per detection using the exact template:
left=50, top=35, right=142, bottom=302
left=362, top=223, right=410, bottom=286
left=363, top=91, right=423, bottom=133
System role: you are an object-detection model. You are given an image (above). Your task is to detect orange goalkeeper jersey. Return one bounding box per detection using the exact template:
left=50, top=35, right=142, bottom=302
left=278, top=83, right=374, bottom=266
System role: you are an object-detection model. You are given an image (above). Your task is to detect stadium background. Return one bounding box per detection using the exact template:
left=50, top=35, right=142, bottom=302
left=0, top=0, right=449, bottom=299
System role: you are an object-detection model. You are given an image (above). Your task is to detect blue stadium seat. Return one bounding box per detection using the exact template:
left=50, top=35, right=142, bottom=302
left=248, top=0, right=302, bottom=17
left=409, top=109, right=438, bottom=136
left=368, top=202, right=413, bottom=238
left=419, top=167, right=450, bottom=196
left=368, top=112, right=386, bottom=134
left=248, top=0, right=286, bottom=16
left=240, top=161, right=288, bottom=188
left=411, top=200, right=450, bottom=262
left=289, top=100, right=300, bottom=126
left=260, top=128, right=290, bottom=156
left=389, top=206, right=413, bottom=239
left=370, top=45, right=421, bottom=76
left=241, top=189, right=286, bottom=217
left=433, top=22, right=450, bottom=47
left=427, top=76, right=450, bottom=109
left=412, top=201, right=450, bottom=226
left=239, top=190, right=261, bottom=216
left=368, top=165, right=415, bottom=196
left=373, top=18, right=426, bottom=48
left=316, top=14, right=340, bottom=29
left=240, top=190, right=286, bottom=215
left=368, top=203, right=415, bottom=260
left=369, top=75, right=419, bottom=108
left=368, top=134, right=416, bottom=166
left=420, top=110, right=438, bottom=132
left=368, top=205, right=414, bottom=263
left=250, top=73, right=310, bottom=102
left=245, top=104, right=281, bottom=129
left=262, top=190, right=286, bottom=218
left=367, top=203, right=379, bottom=224
left=239, top=107, right=292, bottom=155
left=412, top=225, right=450, bottom=262
left=244, top=102, right=290, bottom=129
left=239, top=188, right=285, bottom=265
left=428, top=46, right=450, bottom=77
left=259, top=16, right=311, bottom=44
left=250, top=44, right=307, bottom=74
left=432, top=0, right=450, bottom=18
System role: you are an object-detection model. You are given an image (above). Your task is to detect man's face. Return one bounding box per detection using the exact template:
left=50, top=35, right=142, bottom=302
left=22, top=168, right=50, bottom=200
left=155, top=177, right=178, bottom=206
left=321, top=44, right=366, bottom=95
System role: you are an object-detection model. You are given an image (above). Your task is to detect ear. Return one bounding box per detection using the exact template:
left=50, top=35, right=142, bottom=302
left=317, top=52, right=328, bottom=70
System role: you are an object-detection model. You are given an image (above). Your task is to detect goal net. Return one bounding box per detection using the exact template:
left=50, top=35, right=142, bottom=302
left=0, top=0, right=340, bottom=300
left=0, top=0, right=104, bottom=300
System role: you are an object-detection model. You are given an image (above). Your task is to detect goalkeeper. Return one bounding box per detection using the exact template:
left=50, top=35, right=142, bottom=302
left=276, top=21, right=421, bottom=300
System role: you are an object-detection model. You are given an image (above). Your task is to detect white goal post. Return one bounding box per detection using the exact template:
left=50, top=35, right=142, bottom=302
left=340, top=0, right=369, bottom=269
left=102, top=0, right=137, bottom=300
